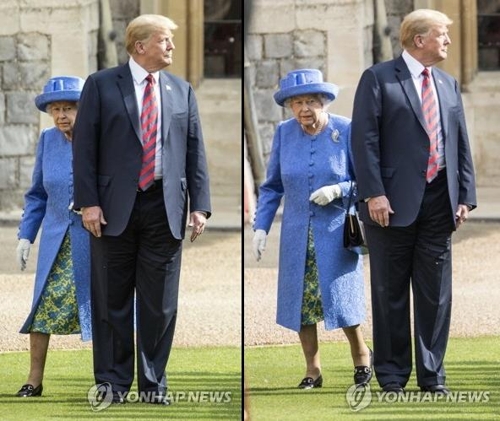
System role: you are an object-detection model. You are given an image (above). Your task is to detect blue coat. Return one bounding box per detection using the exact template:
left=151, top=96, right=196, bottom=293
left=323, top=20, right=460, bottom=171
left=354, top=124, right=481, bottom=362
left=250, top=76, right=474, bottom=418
left=18, top=127, right=91, bottom=341
left=254, top=114, right=365, bottom=332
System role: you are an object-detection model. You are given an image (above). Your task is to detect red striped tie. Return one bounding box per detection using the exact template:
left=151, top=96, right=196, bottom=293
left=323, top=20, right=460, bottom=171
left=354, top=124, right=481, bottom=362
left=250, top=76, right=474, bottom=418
left=421, top=68, right=439, bottom=183
left=139, top=74, right=158, bottom=191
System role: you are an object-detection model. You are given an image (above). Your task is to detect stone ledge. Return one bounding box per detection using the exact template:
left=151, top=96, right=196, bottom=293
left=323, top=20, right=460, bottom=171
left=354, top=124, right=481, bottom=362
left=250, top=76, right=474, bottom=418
left=467, top=71, right=500, bottom=92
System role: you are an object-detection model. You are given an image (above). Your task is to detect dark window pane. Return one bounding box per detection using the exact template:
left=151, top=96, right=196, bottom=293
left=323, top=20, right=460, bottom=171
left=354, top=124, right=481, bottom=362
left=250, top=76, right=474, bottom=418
left=204, top=0, right=242, bottom=78
left=477, top=0, right=500, bottom=70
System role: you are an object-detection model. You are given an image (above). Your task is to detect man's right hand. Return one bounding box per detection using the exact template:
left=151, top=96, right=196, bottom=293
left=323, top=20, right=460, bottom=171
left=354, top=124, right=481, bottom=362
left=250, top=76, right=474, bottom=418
left=82, top=206, right=107, bottom=238
left=367, top=195, right=394, bottom=227
left=252, top=229, right=267, bottom=261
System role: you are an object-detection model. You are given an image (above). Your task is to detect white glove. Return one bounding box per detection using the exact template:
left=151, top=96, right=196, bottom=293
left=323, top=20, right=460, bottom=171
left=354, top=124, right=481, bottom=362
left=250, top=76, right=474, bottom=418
left=309, top=184, right=342, bottom=206
left=16, top=239, right=31, bottom=271
left=252, top=229, right=267, bottom=261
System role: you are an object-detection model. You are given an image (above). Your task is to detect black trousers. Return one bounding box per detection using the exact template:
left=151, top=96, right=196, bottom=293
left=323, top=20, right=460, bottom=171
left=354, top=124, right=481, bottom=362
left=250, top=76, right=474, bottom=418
left=90, top=186, right=182, bottom=394
left=365, top=170, right=455, bottom=388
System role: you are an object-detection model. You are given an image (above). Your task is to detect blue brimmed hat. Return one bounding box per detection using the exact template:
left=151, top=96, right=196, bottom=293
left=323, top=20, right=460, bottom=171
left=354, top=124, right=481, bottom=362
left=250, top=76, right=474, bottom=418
left=35, top=76, right=85, bottom=112
left=273, top=69, right=339, bottom=107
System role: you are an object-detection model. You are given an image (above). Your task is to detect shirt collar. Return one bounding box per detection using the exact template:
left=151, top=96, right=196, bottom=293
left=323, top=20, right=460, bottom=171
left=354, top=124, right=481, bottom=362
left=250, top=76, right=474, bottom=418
left=402, top=50, right=431, bottom=78
left=128, top=56, right=160, bottom=85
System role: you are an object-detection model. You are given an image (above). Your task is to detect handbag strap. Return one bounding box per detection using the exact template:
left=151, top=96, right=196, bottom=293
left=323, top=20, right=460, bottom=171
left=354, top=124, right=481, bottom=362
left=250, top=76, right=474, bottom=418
left=345, top=181, right=355, bottom=212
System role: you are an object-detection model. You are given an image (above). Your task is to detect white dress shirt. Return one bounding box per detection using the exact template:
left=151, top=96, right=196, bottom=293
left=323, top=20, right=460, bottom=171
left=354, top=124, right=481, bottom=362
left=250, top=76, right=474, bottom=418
left=402, top=50, right=445, bottom=169
left=129, top=56, right=163, bottom=179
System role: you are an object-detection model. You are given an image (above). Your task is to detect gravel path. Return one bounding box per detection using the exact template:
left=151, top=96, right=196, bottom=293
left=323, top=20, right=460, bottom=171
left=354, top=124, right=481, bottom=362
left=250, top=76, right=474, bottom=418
left=244, top=221, right=500, bottom=345
left=0, top=227, right=241, bottom=351
left=3, top=221, right=498, bottom=351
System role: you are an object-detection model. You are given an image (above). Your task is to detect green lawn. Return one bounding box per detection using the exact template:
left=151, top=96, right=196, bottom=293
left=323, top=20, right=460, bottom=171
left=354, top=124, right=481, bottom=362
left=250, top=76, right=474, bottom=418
left=246, top=337, right=500, bottom=420
left=0, top=346, right=241, bottom=421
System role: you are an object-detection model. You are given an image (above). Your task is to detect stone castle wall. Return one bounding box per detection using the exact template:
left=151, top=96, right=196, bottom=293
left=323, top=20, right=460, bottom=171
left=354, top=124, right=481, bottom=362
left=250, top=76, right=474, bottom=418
left=246, top=0, right=374, bottom=161
left=0, top=0, right=99, bottom=210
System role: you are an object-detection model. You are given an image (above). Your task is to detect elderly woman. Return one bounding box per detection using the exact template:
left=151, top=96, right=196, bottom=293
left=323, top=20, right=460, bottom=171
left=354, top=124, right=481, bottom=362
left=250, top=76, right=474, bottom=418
left=15, top=76, right=90, bottom=397
left=252, top=69, right=372, bottom=388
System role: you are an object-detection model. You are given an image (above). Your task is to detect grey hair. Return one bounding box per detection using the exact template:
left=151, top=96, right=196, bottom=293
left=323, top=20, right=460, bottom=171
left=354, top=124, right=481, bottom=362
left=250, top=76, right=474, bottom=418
left=284, top=93, right=332, bottom=110
left=46, top=101, right=78, bottom=114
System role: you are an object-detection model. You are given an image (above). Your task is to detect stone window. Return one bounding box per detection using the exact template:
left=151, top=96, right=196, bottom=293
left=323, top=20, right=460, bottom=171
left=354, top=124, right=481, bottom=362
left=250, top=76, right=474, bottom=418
left=478, top=0, right=500, bottom=70
left=204, top=0, right=242, bottom=78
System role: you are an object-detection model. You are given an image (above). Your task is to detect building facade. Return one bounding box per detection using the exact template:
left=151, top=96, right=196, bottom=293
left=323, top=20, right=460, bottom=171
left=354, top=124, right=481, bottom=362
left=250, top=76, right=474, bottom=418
left=0, top=0, right=242, bottom=213
left=246, top=0, right=500, bottom=192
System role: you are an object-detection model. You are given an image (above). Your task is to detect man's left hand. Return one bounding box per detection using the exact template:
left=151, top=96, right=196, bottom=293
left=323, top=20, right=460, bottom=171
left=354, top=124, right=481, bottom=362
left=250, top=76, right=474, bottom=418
left=189, top=211, right=207, bottom=242
left=455, top=204, right=470, bottom=229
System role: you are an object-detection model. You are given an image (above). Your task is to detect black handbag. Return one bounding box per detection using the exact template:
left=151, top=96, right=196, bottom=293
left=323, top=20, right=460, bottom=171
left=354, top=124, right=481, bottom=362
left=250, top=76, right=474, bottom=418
left=343, top=183, right=368, bottom=254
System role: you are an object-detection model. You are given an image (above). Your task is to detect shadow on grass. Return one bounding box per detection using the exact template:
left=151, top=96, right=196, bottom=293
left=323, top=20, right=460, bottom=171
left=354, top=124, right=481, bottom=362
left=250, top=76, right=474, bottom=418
left=0, top=348, right=242, bottom=421
left=246, top=339, right=500, bottom=420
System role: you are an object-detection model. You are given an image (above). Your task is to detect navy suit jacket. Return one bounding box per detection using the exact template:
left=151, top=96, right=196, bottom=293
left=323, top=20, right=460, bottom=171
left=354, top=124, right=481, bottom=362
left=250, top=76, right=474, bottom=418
left=351, top=55, right=476, bottom=227
left=72, top=63, right=211, bottom=239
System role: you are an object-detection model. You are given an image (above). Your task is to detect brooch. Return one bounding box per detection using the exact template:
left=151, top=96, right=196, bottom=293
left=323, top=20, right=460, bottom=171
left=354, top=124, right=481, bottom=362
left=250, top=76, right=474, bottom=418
left=331, top=129, right=340, bottom=143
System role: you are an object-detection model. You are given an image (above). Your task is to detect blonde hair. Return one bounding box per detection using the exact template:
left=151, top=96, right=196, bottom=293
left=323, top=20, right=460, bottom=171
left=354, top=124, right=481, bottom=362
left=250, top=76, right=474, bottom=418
left=400, top=9, right=452, bottom=50
left=125, top=14, right=178, bottom=55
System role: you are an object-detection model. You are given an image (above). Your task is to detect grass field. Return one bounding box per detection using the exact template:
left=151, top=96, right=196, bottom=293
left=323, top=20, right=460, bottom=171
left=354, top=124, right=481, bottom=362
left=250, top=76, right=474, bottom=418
left=246, top=337, right=500, bottom=420
left=0, top=346, right=241, bottom=421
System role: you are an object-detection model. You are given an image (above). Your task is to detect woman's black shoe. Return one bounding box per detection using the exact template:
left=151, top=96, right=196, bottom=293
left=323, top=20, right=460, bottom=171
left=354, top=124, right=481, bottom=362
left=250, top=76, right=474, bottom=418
left=354, top=348, right=373, bottom=385
left=16, top=383, right=43, bottom=397
left=298, top=375, right=323, bottom=389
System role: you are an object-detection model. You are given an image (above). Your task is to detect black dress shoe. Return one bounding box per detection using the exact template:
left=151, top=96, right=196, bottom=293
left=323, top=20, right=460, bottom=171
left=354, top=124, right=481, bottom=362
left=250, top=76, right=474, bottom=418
left=354, top=348, right=373, bottom=385
left=111, top=393, right=126, bottom=404
left=298, top=375, right=323, bottom=389
left=139, top=392, right=171, bottom=405
left=148, top=397, right=171, bottom=405
left=421, top=385, right=450, bottom=395
left=382, top=382, right=404, bottom=394
left=16, top=383, right=43, bottom=397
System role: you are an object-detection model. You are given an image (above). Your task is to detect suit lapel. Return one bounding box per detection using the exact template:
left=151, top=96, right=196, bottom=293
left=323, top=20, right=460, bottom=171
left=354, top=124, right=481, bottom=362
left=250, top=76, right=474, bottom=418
left=394, top=56, right=428, bottom=134
left=159, top=72, right=173, bottom=145
left=116, top=64, right=141, bottom=142
left=432, top=68, right=450, bottom=141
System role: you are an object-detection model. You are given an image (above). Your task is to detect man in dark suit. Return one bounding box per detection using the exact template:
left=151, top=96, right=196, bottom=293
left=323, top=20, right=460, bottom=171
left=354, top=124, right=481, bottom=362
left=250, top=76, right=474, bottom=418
left=351, top=9, right=476, bottom=395
left=73, top=14, right=211, bottom=404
